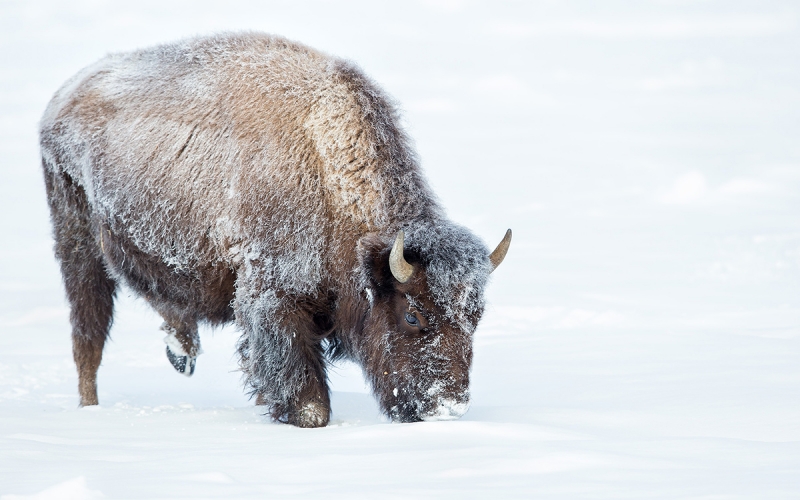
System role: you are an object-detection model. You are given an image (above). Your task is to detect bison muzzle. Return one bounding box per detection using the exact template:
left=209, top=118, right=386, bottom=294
left=39, top=33, right=511, bottom=427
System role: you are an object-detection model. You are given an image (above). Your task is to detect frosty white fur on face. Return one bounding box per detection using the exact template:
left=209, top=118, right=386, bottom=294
left=40, top=32, right=508, bottom=426
left=355, top=225, right=488, bottom=422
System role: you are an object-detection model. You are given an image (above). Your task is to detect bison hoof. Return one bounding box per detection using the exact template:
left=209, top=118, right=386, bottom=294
left=293, top=401, right=330, bottom=428
left=166, top=345, right=196, bottom=377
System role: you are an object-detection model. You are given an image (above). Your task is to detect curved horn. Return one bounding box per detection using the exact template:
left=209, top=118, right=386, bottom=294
left=389, top=230, right=414, bottom=283
left=489, top=229, right=512, bottom=271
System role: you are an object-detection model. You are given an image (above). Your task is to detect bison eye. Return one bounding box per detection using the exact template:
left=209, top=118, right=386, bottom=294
left=404, top=312, right=419, bottom=327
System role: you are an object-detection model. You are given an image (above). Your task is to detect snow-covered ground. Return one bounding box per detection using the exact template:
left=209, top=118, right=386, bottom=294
left=2, top=1, right=799, bottom=498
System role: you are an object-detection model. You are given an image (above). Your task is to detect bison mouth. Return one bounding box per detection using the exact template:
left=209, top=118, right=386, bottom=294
left=387, top=384, right=471, bottom=423
left=420, top=398, right=471, bottom=421
left=389, top=398, right=470, bottom=423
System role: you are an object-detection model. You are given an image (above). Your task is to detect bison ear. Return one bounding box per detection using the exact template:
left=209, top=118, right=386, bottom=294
left=356, top=233, right=394, bottom=293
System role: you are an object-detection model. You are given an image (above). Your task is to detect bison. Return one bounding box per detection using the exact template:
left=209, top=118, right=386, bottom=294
left=39, top=33, right=511, bottom=427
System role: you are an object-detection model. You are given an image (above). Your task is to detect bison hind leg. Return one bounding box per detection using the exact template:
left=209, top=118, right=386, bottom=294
left=43, top=166, right=117, bottom=407
left=158, top=313, right=201, bottom=377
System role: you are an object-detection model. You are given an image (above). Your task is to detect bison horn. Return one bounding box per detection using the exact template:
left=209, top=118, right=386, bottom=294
left=489, top=229, right=512, bottom=271
left=389, top=230, right=414, bottom=283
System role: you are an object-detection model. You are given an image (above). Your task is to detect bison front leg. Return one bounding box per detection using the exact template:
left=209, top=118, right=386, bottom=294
left=235, top=291, right=330, bottom=428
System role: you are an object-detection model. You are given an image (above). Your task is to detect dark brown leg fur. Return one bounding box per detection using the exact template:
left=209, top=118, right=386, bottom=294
left=156, top=307, right=201, bottom=357
left=157, top=307, right=200, bottom=376
left=237, top=293, right=332, bottom=427
left=270, top=305, right=331, bottom=428
left=44, top=166, right=116, bottom=406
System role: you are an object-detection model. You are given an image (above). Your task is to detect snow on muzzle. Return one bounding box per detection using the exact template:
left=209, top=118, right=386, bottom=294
left=419, top=382, right=471, bottom=421
left=421, top=397, right=471, bottom=421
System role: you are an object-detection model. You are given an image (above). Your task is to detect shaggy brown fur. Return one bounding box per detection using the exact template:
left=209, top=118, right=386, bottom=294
left=40, top=32, right=507, bottom=427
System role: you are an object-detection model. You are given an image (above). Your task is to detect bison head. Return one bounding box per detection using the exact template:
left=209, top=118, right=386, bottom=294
left=354, top=224, right=511, bottom=422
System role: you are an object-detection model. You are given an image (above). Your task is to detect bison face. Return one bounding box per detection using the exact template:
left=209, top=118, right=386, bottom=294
left=363, top=268, right=477, bottom=423
left=355, top=227, right=510, bottom=423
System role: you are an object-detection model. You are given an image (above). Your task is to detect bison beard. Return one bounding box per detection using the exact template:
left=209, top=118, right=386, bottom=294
left=39, top=32, right=510, bottom=427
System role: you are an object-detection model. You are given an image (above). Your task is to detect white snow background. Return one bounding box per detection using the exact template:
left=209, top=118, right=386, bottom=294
left=2, top=1, right=799, bottom=498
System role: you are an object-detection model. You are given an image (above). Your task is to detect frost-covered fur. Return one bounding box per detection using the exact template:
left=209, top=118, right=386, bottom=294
left=40, top=32, right=498, bottom=427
